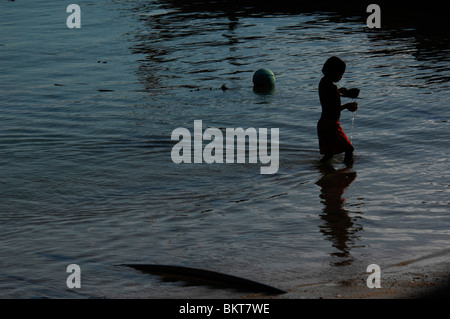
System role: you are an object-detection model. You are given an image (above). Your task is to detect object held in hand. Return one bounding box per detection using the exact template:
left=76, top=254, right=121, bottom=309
left=340, top=88, right=360, bottom=98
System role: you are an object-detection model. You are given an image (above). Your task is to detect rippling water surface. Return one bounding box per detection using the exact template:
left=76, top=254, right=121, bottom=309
left=1, top=1, right=449, bottom=298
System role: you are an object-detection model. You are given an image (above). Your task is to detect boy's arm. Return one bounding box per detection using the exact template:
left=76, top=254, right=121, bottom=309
left=339, top=87, right=348, bottom=95
left=339, top=86, right=359, bottom=111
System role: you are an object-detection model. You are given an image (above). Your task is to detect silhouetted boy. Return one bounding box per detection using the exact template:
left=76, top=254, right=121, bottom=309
left=317, top=56, right=358, bottom=165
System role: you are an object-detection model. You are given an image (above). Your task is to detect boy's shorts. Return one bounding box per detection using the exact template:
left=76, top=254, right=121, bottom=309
left=317, top=119, right=354, bottom=155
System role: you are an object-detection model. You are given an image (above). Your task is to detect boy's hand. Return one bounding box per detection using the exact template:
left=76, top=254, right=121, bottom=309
left=347, top=102, right=358, bottom=112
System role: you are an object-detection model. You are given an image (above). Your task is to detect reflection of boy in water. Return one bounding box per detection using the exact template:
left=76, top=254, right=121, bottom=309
left=317, top=56, right=358, bottom=165
left=316, top=165, right=358, bottom=265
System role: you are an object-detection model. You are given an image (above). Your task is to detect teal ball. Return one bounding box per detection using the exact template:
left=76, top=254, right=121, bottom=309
left=252, top=68, right=275, bottom=88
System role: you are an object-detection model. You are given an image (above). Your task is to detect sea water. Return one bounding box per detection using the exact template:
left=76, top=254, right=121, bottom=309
left=0, top=1, right=449, bottom=298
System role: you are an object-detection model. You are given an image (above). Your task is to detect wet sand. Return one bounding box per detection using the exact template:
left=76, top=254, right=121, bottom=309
left=238, top=249, right=450, bottom=299
left=287, top=265, right=449, bottom=299
left=281, top=259, right=450, bottom=299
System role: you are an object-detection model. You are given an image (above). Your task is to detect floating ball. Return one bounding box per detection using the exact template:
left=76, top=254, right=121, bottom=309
left=252, top=68, right=275, bottom=88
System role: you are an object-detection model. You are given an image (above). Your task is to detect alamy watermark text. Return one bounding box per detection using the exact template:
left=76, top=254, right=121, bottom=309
left=171, top=120, right=279, bottom=174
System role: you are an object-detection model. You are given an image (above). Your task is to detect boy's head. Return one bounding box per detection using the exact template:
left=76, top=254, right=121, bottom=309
left=322, top=56, right=346, bottom=82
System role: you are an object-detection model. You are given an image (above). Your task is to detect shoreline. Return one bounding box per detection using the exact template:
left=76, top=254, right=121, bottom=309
left=273, top=257, right=450, bottom=299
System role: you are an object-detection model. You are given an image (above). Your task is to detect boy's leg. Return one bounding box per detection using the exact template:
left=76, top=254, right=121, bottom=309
left=344, top=151, right=353, bottom=165
left=320, top=153, right=333, bottom=163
